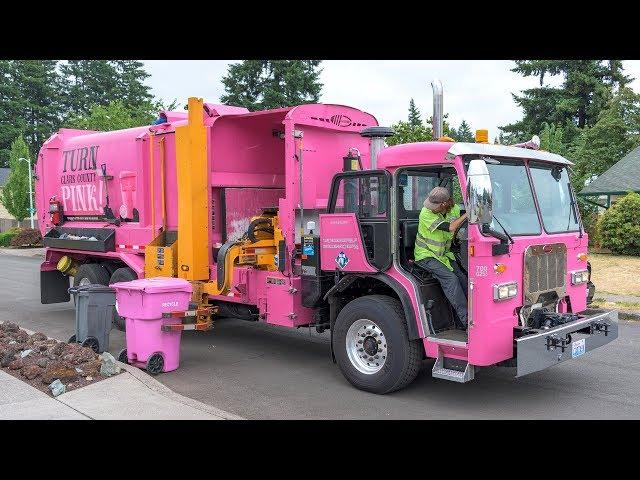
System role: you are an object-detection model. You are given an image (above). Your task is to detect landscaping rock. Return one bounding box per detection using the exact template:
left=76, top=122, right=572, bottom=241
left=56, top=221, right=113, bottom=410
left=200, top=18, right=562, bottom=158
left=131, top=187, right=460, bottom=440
left=49, top=379, right=65, bottom=397
left=36, top=357, right=48, bottom=369
left=80, top=359, right=101, bottom=377
left=0, top=322, right=19, bottom=333
left=8, top=358, right=23, bottom=370
left=99, top=352, right=119, bottom=377
left=1, top=351, right=16, bottom=368
left=21, top=364, right=42, bottom=380
left=30, top=332, right=47, bottom=342
left=50, top=342, right=67, bottom=357
left=41, top=361, right=78, bottom=384
left=20, top=349, right=33, bottom=358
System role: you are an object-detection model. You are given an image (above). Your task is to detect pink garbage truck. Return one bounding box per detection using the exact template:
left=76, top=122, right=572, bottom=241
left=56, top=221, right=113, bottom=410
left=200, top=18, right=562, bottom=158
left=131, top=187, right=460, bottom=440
left=34, top=81, right=617, bottom=393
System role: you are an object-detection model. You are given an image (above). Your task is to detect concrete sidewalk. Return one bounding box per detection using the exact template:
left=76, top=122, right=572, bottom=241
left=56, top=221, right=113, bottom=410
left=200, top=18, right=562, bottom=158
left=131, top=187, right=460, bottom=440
left=0, top=363, right=242, bottom=420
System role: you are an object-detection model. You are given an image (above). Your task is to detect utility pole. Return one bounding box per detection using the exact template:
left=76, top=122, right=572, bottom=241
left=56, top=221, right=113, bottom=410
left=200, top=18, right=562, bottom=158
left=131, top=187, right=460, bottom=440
left=18, top=157, right=34, bottom=229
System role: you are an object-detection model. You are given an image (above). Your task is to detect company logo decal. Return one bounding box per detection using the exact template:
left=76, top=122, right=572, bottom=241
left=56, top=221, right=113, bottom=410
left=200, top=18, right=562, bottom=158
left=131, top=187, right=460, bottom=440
left=336, top=251, right=349, bottom=269
left=330, top=114, right=352, bottom=127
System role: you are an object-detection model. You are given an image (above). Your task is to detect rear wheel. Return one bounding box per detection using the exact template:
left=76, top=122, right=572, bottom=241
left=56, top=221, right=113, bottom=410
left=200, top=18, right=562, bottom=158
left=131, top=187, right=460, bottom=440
left=73, top=263, right=110, bottom=288
left=72, top=264, right=110, bottom=305
left=109, top=267, right=138, bottom=331
left=332, top=295, right=422, bottom=394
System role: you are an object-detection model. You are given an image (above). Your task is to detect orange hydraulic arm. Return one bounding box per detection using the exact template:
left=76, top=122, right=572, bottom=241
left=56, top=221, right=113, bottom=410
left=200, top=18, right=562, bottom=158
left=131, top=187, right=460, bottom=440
left=175, top=97, right=209, bottom=281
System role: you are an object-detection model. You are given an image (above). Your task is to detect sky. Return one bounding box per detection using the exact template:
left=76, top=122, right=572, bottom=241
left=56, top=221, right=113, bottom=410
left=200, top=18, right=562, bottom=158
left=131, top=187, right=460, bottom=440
left=143, top=60, right=640, bottom=138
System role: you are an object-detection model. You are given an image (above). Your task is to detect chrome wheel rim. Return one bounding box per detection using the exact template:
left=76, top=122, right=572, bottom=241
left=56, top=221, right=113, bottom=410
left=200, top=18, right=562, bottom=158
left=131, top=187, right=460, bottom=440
left=346, top=319, right=387, bottom=374
left=79, top=277, right=91, bottom=286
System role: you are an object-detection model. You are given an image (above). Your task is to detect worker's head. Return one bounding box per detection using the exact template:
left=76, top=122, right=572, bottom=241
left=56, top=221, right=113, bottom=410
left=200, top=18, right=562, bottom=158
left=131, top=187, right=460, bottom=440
left=424, top=186, right=453, bottom=213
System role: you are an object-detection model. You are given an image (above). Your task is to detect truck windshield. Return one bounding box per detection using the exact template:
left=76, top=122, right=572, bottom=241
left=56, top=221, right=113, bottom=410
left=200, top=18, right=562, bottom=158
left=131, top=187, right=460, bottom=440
left=485, top=160, right=541, bottom=236
left=529, top=162, right=580, bottom=233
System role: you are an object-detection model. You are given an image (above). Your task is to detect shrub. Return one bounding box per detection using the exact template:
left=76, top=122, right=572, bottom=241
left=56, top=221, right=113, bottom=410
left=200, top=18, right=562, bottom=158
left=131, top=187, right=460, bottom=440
left=598, top=192, right=640, bottom=255
left=9, top=228, right=43, bottom=247
left=0, top=230, right=18, bottom=247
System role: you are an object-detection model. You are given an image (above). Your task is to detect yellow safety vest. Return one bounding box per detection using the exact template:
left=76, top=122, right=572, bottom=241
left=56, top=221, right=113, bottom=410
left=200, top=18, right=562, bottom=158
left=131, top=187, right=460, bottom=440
left=414, top=204, right=461, bottom=271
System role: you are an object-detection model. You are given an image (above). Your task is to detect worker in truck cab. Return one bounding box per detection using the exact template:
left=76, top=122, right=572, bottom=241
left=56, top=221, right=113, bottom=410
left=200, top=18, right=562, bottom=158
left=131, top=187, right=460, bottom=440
left=414, top=186, right=469, bottom=328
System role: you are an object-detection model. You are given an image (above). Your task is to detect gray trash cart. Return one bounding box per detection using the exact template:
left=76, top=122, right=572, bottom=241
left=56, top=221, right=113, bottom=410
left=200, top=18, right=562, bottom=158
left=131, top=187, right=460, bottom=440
left=68, top=284, right=116, bottom=353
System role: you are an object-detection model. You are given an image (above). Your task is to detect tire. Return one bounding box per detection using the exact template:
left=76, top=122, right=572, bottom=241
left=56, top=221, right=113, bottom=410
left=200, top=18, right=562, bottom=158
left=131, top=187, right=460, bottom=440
left=117, top=348, right=129, bottom=364
left=72, top=264, right=111, bottom=306
left=81, top=336, right=100, bottom=353
left=109, top=267, right=138, bottom=331
left=146, top=352, right=164, bottom=375
left=68, top=334, right=77, bottom=344
left=73, top=263, right=111, bottom=288
left=332, top=295, right=422, bottom=394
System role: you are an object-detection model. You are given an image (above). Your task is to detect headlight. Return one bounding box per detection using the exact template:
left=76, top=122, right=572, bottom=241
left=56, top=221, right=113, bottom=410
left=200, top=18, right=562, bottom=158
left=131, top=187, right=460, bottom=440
left=493, top=281, right=518, bottom=301
left=571, top=270, right=589, bottom=285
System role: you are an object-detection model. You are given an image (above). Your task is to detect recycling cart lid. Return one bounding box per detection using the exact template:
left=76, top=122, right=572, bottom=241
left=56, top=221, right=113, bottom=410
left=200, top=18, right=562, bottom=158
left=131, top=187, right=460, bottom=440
left=110, top=277, right=192, bottom=294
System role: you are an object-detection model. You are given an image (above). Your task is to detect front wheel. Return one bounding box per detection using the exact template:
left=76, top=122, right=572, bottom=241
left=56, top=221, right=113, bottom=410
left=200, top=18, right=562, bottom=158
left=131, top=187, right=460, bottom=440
left=332, top=295, right=422, bottom=394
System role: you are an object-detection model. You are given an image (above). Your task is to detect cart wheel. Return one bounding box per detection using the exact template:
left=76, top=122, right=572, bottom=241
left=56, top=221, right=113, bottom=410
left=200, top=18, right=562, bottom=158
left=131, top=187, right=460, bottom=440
left=146, top=353, right=164, bottom=375
left=117, top=348, right=129, bottom=364
left=68, top=334, right=77, bottom=344
left=81, top=336, right=100, bottom=353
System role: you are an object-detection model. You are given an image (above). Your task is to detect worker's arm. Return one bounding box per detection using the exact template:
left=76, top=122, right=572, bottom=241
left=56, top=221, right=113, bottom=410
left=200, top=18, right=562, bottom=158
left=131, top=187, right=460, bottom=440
left=436, top=212, right=468, bottom=232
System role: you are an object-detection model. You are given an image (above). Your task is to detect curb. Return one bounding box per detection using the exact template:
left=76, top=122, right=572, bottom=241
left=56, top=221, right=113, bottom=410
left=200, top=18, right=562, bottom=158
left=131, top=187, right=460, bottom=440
left=117, top=361, right=244, bottom=420
left=0, top=248, right=44, bottom=258
left=586, top=308, right=640, bottom=322
left=7, top=323, right=243, bottom=420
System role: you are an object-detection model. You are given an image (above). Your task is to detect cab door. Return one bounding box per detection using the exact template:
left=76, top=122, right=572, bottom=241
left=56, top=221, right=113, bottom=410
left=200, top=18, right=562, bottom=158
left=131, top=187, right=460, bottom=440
left=326, top=170, right=392, bottom=271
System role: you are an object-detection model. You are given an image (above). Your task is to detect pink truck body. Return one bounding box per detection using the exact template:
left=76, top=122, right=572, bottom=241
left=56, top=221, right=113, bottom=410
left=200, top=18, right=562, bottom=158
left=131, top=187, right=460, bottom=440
left=35, top=95, right=618, bottom=389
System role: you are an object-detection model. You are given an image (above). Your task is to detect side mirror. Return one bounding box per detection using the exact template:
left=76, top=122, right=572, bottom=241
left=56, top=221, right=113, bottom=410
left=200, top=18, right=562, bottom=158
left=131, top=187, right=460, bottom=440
left=466, top=159, right=493, bottom=225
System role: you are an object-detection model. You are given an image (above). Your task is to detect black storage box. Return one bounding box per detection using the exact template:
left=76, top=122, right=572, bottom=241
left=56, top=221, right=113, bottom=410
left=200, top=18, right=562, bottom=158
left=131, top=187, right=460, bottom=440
left=43, top=227, right=116, bottom=252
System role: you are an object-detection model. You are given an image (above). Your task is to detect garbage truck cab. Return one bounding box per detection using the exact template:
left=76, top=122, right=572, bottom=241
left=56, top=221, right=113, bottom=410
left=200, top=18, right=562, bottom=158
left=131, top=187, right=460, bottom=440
left=320, top=136, right=617, bottom=392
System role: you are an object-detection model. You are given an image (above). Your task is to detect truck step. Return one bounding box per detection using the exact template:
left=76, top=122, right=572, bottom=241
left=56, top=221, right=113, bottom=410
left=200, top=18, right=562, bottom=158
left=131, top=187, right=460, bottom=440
left=432, top=355, right=475, bottom=383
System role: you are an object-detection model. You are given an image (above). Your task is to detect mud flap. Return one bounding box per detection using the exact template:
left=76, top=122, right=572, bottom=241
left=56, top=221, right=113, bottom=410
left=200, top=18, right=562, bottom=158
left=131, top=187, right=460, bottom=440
left=516, top=310, right=618, bottom=377
left=41, top=270, right=71, bottom=304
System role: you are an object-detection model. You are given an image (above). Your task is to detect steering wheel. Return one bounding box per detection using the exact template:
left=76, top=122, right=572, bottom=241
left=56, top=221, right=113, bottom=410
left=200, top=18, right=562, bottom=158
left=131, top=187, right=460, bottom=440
left=451, top=218, right=469, bottom=273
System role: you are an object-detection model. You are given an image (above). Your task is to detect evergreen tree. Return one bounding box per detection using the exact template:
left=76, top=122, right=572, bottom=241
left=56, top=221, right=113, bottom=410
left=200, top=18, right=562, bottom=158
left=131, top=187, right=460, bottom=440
left=408, top=98, right=422, bottom=127
left=501, top=60, right=630, bottom=143
left=0, top=60, right=63, bottom=166
left=220, top=60, right=322, bottom=110
left=453, top=119, right=474, bottom=142
left=0, top=136, right=31, bottom=222
left=59, top=60, right=120, bottom=117
left=112, top=60, right=153, bottom=111
left=539, top=122, right=566, bottom=156
left=571, top=88, right=640, bottom=189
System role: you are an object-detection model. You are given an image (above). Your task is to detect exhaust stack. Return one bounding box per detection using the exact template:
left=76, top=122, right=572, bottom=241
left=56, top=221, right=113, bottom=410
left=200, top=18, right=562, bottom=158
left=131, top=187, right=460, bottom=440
left=431, top=79, right=443, bottom=140
left=360, top=126, right=395, bottom=169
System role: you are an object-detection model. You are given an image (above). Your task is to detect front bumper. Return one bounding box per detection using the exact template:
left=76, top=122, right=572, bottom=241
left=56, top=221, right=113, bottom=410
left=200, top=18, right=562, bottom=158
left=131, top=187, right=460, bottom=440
left=515, top=310, right=618, bottom=377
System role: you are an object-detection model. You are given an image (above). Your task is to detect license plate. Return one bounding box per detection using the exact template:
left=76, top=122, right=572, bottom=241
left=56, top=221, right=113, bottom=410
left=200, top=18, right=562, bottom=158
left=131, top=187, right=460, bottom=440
left=572, top=338, right=586, bottom=358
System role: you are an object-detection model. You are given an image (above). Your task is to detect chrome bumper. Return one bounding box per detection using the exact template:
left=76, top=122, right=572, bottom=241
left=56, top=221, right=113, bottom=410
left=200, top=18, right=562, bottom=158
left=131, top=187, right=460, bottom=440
left=516, top=310, right=618, bottom=377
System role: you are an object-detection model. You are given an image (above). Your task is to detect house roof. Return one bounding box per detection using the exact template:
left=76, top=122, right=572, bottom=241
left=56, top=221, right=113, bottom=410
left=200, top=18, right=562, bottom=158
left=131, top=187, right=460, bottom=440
left=579, top=145, right=640, bottom=196
left=0, top=168, right=9, bottom=187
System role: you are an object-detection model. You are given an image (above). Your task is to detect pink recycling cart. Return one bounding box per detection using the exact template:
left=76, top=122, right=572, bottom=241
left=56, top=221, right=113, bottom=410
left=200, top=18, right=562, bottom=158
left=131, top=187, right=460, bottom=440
left=111, top=277, right=192, bottom=374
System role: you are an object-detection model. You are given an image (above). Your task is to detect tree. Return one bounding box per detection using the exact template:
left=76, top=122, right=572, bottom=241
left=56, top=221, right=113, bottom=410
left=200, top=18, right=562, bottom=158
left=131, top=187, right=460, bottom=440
left=598, top=192, right=640, bottom=255
left=220, top=60, right=323, bottom=110
left=0, top=60, right=64, bottom=166
left=386, top=120, right=432, bottom=146
left=0, top=136, right=31, bottom=222
left=60, top=60, right=154, bottom=119
left=501, top=60, right=631, bottom=143
left=65, top=99, right=180, bottom=132
left=452, top=119, right=474, bottom=142
left=571, top=88, right=640, bottom=189
left=408, top=98, right=422, bottom=127
left=539, top=122, right=566, bottom=156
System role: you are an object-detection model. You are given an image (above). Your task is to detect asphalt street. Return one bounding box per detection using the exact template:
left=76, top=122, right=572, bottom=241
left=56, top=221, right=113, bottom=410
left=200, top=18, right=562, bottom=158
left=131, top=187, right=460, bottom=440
left=1, top=255, right=639, bottom=419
